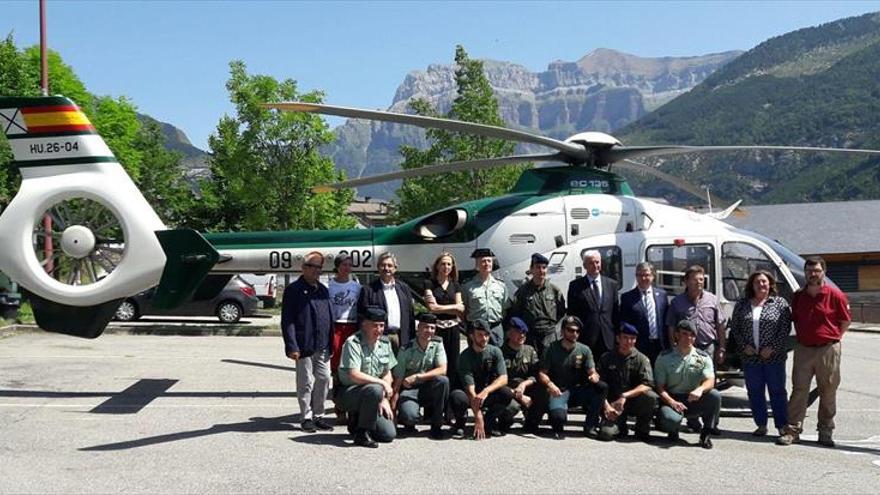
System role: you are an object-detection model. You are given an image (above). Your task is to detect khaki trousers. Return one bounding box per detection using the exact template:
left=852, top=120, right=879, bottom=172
left=786, top=341, right=841, bottom=434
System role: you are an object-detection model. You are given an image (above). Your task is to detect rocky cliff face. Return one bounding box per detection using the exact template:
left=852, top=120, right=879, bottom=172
left=324, top=48, right=742, bottom=199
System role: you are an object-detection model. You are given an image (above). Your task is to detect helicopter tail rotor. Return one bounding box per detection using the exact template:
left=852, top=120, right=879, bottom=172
left=0, top=96, right=217, bottom=338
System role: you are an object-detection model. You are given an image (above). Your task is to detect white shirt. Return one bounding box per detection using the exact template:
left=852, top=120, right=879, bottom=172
left=328, top=278, right=361, bottom=322
left=751, top=305, right=763, bottom=348
left=383, top=281, right=402, bottom=330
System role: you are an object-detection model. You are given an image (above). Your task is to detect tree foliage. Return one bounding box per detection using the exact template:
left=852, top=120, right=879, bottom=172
left=0, top=37, right=192, bottom=224
left=193, top=60, right=354, bottom=232
left=394, top=45, right=525, bottom=220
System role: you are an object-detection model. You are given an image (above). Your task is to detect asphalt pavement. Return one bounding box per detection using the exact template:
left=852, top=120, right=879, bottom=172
left=1, top=330, right=879, bottom=494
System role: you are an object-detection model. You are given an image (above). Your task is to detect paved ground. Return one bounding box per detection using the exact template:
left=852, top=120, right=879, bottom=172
left=1, top=331, right=879, bottom=494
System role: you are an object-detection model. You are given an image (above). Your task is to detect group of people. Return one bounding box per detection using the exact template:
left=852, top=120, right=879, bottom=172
left=280, top=248, right=850, bottom=450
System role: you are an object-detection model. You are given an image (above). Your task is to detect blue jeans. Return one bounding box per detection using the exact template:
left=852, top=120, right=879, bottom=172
left=743, top=361, right=788, bottom=429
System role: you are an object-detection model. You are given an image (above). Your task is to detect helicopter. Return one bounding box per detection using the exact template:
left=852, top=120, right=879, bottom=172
left=1, top=95, right=879, bottom=339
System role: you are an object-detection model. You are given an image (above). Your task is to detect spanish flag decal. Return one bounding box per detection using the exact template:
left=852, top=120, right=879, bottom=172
left=19, top=105, right=95, bottom=134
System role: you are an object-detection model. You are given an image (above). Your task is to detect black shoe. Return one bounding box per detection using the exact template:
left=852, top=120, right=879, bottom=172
left=668, top=431, right=680, bottom=442
left=314, top=417, right=334, bottom=431
left=708, top=426, right=723, bottom=436
left=399, top=424, right=417, bottom=434
left=685, top=419, right=702, bottom=433
left=699, top=431, right=713, bottom=449
left=354, top=430, right=378, bottom=448
left=583, top=426, right=599, bottom=438
left=301, top=419, right=317, bottom=433
left=452, top=427, right=465, bottom=440
left=429, top=424, right=444, bottom=440
left=522, top=424, right=539, bottom=435
left=490, top=428, right=507, bottom=437
left=634, top=431, right=652, bottom=443
left=552, top=430, right=564, bottom=440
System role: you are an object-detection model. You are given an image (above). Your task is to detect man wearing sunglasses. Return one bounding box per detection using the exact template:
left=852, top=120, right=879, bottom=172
left=281, top=251, right=335, bottom=434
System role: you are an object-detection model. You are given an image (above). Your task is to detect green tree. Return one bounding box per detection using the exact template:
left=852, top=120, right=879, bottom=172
left=0, top=37, right=193, bottom=223
left=394, top=45, right=524, bottom=220
left=195, top=60, right=354, bottom=231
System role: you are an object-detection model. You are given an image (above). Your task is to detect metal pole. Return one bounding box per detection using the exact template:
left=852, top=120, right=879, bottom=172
left=40, top=0, right=54, bottom=275
left=40, top=0, right=48, bottom=96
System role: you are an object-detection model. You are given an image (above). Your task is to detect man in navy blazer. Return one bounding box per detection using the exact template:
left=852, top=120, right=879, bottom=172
left=566, top=250, right=620, bottom=357
left=619, top=262, right=669, bottom=364
left=356, top=252, right=416, bottom=353
left=281, top=251, right=335, bottom=433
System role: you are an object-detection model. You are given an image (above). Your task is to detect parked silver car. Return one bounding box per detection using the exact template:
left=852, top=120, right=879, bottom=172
left=114, top=275, right=259, bottom=323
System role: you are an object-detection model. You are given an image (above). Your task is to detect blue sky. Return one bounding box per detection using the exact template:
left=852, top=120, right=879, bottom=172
left=3, top=1, right=879, bottom=150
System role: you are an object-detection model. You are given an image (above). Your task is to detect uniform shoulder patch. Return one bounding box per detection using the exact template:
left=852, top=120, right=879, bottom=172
left=431, top=336, right=443, bottom=343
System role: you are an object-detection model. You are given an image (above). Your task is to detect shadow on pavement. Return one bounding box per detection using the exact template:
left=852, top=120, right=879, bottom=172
left=80, top=413, right=301, bottom=451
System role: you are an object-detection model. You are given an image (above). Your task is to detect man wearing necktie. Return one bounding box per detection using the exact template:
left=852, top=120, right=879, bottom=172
left=566, top=250, right=620, bottom=357
left=620, top=262, right=670, bottom=364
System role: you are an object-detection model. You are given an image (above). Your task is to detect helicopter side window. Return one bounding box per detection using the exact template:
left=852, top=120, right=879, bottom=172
left=646, top=243, right=715, bottom=297
left=721, top=242, right=793, bottom=302
left=579, top=246, right=623, bottom=283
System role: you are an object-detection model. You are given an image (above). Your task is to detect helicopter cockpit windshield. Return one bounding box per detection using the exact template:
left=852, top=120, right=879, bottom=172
left=736, top=229, right=807, bottom=289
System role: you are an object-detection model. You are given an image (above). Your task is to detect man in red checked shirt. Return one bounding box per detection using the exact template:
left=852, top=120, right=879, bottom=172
left=777, top=256, right=851, bottom=448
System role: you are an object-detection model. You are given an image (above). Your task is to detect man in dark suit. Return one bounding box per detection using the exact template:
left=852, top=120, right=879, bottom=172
left=566, top=250, right=619, bottom=357
left=356, top=252, right=415, bottom=353
left=619, top=261, right=669, bottom=364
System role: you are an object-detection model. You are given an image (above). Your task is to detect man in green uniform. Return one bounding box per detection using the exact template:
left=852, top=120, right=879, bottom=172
left=338, top=306, right=398, bottom=448
left=526, top=315, right=607, bottom=439
left=450, top=319, right=510, bottom=440
left=509, top=253, right=566, bottom=357
left=462, top=248, right=509, bottom=346
left=655, top=320, right=720, bottom=449
left=597, top=322, right=658, bottom=442
left=498, top=316, right=540, bottom=433
left=391, top=313, right=449, bottom=440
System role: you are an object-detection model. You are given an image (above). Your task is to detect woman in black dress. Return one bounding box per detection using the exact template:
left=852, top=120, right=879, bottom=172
left=423, top=251, right=465, bottom=388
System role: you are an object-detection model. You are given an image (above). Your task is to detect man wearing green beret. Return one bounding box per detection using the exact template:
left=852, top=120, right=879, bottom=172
left=391, top=313, right=449, bottom=440
left=654, top=320, right=720, bottom=449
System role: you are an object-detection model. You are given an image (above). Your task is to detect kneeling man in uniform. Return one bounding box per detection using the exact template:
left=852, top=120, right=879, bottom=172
left=391, top=313, right=449, bottom=439
left=338, top=307, right=398, bottom=448
left=655, top=320, right=720, bottom=449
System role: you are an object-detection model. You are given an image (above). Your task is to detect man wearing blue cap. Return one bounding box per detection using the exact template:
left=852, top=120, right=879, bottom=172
left=509, top=252, right=566, bottom=357
left=596, top=322, right=658, bottom=442
left=498, top=316, right=540, bottom=432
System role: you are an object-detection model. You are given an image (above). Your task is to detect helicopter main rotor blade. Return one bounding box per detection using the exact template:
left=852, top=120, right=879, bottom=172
left=617, top=160, right=722, bottom=204
left=313, top=152, right=566, bottom=192
left=267, top=102, right=588, bottom=161
left=606, top=145, right=880, bottom=164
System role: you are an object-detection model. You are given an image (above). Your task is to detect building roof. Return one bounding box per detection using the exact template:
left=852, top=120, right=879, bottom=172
left=723, top=199, right=880, bottom=255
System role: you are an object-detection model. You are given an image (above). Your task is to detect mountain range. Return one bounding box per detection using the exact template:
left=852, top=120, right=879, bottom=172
left=323, top=48, right=742, bottom=199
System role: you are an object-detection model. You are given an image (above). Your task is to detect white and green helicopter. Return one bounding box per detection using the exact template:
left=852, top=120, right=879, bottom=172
left=1, top=95, right=878, bottom=339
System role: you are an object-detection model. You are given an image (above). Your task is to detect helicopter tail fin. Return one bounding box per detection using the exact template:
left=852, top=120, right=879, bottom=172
left=0, top=95, right=206, bottom=337
left=705, top=200, right=742, bottom=220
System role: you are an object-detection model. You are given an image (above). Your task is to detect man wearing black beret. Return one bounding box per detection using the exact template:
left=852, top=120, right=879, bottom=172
left=509, top=252, right=566, bottom=356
